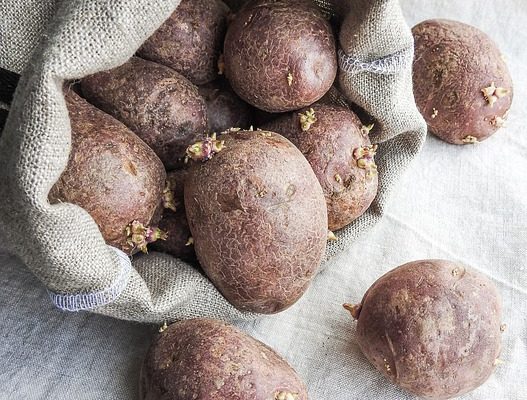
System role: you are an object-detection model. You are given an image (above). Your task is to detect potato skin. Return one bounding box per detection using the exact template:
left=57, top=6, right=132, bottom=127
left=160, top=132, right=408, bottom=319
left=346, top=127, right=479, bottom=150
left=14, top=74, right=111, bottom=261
left=198, top=79, right=253, bottom=133
left=263, top=104, right=378, bottom=231
left=185, top=130, right=327, bottom=314
left=224, top=0, right=337, bottom=112
left=413, top=19, right=513, bottom=145
left=351, top=260, right=502, bottom=400
left=140, top=319, right=308, bottom=400
left=49, top=90, right=166, bottom=254
left=81, top=57, right=207, bottom=170
left=151, top=170, right=196, bottom=262
left=138, top=0, right=230, bottom=85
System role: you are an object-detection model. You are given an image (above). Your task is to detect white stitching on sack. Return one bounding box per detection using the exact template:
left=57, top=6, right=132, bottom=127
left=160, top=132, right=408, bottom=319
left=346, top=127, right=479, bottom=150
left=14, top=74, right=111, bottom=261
left=338, top=46, right=413, bottom=75
left=47, top=246, right=132, bottom=312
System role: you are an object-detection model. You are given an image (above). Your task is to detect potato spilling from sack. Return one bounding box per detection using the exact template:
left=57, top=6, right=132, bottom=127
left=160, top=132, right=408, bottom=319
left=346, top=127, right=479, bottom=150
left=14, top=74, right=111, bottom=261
left=140, top=319, right=308, bottom=400
left=413, top=19, right=513, bottom=145
left=345, top=259, right=503, bottom=400
left=184, top=130, right=328, bottom=314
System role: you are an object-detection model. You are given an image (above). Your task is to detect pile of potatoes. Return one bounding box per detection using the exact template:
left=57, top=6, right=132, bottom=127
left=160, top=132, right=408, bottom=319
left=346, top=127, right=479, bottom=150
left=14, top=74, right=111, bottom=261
left=49, top=0, right=512, bottom=398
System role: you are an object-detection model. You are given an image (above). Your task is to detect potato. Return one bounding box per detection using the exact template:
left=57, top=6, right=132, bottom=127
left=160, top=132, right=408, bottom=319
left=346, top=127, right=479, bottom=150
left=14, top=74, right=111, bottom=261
left=198, top=79, right=253, bottom=133
left=413, top=19, right=513, bottom=145
left=137, top=0, right=230, bottom=85
left=81, top=57, right=207, bottom=170
left=263, top=104, right=378, bottom=231
left=224, top=0, right=337, bottom=112
left=140, top=319, right=308, bottom=400
left=151, top=170, right=196, bottom=262
left=345, top=259, right=503, bottom=400
left=184, top=130, right=327, bottom=314
left=49, top=90, right=166, bottom=254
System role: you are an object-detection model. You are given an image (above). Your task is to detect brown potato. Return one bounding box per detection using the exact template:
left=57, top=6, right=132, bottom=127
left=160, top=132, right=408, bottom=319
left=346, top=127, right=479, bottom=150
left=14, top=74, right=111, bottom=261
left=138, top=0, right=230, bottom=85
left=151, top=170, right=196, bottom=262
left=413, top=19, right=513, bottom=145
left=224, top=0, right=337, bottom=112
left=345, top=259, right=503, bottom=400
left=81, top=57, right=207, bottom=170
left=49, top=90, right=166, bottom=254
left=263, top=104, right=378, bottom=231
left=198, top=79, right=253, bottom=133
left=140, top=319, right=308, bottom=400
left=185, top=130, right=327, bottom=314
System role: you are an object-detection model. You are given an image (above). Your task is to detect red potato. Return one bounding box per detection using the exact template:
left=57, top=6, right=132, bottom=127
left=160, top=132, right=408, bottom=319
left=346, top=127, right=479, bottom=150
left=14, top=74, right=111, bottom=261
left=138, top=0, right=230, bottom=85
left=413, top=19, right=513, bottom=145
left=140, top=319, right=308, bottom=400
left=81, top=57, right=207, bottom=170
left=345, top=260, right=503, bottom=400
left=49, top=90, right=166, bottom=254
left=224, top=0, right=337, bottom=112
left=263, top=103, right=378, bottom=231
left=184, top=130, right=328, bottom=314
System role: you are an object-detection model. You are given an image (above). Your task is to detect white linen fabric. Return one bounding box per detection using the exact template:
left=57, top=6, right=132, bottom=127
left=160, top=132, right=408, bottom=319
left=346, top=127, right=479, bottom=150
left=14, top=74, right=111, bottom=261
left=0, top=0, right=526, bottom=399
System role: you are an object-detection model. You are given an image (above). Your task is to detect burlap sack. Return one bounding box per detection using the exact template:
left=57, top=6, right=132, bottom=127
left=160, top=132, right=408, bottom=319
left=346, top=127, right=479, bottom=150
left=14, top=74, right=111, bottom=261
left=0, top=0, right=426, bottom=323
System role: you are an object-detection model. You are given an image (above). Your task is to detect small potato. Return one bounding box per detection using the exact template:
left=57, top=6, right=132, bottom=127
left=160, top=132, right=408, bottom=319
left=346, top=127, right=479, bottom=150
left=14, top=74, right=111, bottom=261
left=198, top=79, right=253, bottom=133
left=140, top=319, right=308, bottom=400
left=49, top=90, right=166, bottom=254
left=224, top=0, right=337, bottom=112
left=185, top=130, right=327, bottom=314
left=345, top=259, right=503, bottom=400
left=138, top=0, right=230, bottom=85
left=413, top=19, right=513, bottom=145
left=81, top=57, right=207, bottom=170
left=263, top=104, right=378, bottom=231
left=151, top=170, right=196, bottom=262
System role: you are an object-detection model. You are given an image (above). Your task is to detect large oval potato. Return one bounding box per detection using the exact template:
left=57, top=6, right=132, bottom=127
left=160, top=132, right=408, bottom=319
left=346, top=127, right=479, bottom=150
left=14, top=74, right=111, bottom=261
left=138, top=0, right=230, bottom=85
left=345, top=259, right=503, bottom=400
left=185, top=130, right=328, bottom=314
left=413, top=19, right=513, bottom=145
left=140, top=319, right=308, bottom=400
left=224, top=0, right=337, bottom=112
left=49, top=90, right=166, bottom=254
left=151, top=169, right=196, bottom=262
left=81, top=57, right=207, bottom=170
left=263, top=104, right=378, bottom=231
